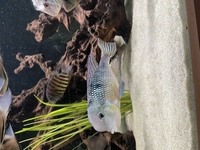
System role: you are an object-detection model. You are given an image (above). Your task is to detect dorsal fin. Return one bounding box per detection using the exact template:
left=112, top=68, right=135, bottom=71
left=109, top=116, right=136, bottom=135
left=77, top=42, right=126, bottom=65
left=87, top=51, right=98, bottom=94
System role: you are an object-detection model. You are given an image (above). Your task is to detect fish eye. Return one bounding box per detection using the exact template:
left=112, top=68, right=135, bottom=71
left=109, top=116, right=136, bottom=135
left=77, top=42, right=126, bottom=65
left=44, top=2, right=49, bottom=8
left=98, top=113, right=104, bottom=120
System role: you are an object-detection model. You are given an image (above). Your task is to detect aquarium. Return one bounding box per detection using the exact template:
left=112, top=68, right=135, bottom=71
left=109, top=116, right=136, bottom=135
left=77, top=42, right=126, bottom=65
left=0, top=0, right=199, bottom=150
left=0, top=0, right=134, bottom=149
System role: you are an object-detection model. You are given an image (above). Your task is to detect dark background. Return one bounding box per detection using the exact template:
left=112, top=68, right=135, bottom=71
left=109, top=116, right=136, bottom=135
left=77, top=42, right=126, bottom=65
left=0, top=1, right=80, bottom=148
left=0, top=0, right=67, bottom=95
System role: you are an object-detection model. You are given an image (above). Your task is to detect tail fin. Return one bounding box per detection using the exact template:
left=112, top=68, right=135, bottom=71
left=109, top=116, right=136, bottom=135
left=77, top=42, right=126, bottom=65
left=61, top=63, right=73, bottom=75
left=97, top=38, right=117, bottom=58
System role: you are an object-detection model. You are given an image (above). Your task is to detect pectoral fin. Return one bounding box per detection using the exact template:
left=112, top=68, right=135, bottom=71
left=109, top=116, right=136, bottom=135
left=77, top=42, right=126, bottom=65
left=110, top=42, right=126, bottom=83
left=110, top=55, right=120, bottom=81
left=119, top=81, right=125, bottom=98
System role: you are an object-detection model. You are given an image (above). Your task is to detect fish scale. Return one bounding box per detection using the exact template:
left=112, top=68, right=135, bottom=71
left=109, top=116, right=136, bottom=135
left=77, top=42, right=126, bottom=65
left=92, top=56, right=118, bottom=97
left=88, top=39, right=119, bottom=104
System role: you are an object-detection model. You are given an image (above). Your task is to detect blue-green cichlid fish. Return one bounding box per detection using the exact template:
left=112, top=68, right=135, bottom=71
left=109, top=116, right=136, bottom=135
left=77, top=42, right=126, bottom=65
left=32, top=0, right=80, bottom=17
left=87, top=38, right=124, bottom=134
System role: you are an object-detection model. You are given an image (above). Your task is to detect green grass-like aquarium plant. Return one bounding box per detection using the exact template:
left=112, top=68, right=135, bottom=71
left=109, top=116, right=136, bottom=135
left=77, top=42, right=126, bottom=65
left=16, top=91, right=132, bottom=150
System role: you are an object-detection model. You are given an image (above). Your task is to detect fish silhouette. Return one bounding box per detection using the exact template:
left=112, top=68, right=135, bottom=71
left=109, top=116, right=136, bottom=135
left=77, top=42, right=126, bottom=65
left=87, top=38, right=124, bottom=134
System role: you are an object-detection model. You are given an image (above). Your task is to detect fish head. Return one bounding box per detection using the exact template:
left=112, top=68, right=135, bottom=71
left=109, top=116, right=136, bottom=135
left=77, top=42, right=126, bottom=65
left=32, top=0, right=62, bottom=17
left=88, top=103, right=121, bottom=134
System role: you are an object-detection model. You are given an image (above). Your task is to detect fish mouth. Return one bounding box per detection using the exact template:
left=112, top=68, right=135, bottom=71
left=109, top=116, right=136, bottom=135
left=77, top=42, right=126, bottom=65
left=111, top=126, right=117, bottom=134
left=87, top=103, right=121, bottom=133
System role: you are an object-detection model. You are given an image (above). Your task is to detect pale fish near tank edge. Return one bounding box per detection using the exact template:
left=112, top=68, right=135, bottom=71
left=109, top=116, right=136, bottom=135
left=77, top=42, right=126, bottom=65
left=31, top=0, right=80, bottom=17
left=87, top=38, right=125, bottom=134
left=0, top=56, right=8, bottom=96
left=0, top=56, right=20, bottom=150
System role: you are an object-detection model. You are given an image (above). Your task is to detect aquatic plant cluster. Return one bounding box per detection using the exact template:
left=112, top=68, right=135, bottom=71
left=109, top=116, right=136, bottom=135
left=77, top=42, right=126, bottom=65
left=7, top=0, right=134, bottom=149
left=16, top=92, right=132, bottom=149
